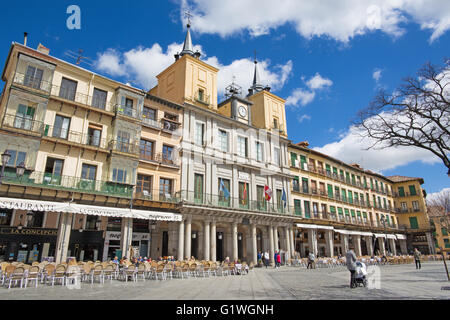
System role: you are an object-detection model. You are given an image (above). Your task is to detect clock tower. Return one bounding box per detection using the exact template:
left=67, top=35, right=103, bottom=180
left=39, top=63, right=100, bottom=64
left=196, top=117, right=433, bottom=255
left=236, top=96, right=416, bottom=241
left=217, top=81, right=253, bottom=125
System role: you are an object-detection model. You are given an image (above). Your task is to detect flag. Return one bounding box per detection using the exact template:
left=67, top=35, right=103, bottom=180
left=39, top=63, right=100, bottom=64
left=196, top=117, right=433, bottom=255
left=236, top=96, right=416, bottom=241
left=264, top=185, right=273, bottom=201
left=242, top=183, right=247, bottom=205
left=220, top=179, right=230, bottom=200
left=281, top=188, right=287, bottom=208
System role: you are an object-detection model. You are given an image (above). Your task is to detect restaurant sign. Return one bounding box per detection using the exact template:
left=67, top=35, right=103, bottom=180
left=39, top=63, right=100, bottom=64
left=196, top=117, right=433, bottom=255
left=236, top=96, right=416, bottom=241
left=0, top=199, right=58, bottom=212
left=0, top=227, right=58, bottom=236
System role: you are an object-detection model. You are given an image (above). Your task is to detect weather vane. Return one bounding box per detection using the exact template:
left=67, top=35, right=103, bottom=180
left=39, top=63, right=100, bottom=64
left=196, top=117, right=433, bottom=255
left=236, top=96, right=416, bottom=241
left=185, top=10, right=193, bottom=25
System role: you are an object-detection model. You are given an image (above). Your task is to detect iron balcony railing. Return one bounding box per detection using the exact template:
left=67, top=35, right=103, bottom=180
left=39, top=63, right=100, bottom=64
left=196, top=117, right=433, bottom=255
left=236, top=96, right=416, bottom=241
left=2, top=171, right=134, bottom=198
left=2, top=114, right=44, bottom=134
left=139, top=152, right=179, bottom=167
left=50, top=85, right=114, bottom=112
left=108, top=140, right=140, bottom=155
left=13, top=72, right=52, bottom=93
left=396, top=207, right=422, bottom=214
left=134, top=189, right=181, bottom=204
left=141, top=117, right=162, bottom=130
left=43, top=124, right=108, bottom=149
left=114, top=104, right=139, bottom=119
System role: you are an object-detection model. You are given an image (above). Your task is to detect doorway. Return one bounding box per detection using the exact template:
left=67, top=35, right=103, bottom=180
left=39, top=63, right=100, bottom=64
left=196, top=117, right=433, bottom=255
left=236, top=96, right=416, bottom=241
left=217, top=232, right=224, bottom=262
left=162, top=231, right=169, bottom=257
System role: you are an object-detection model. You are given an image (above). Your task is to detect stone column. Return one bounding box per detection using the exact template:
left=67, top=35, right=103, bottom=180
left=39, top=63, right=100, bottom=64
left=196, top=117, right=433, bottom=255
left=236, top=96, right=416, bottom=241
left=184, top=216, right=192, bottom=259
left=378, top=237, right=386, bottom=255
left=284, top=227, right=291, bottom=261
left=178, top=219, right=185, bottom=261
left=341, top=233, right=349, bottom=253
left=308, top=228, right=318, bottom=256
left=251, top=224, right=258, bottom=264
left=400, top=239, right=408, bottom=255
left=210, top=220, right=217, bottom=262
left=354, top=235, right=362, bottom=257
left=269, top=225, right=275, bottom=266
left=120, top=217, right=133, bottom=259
left=389, top=238, right=397, bottom=256
left=204, top=220, right=210, bottom=261
left=232, top=222, right=238, bottom=262
left=324, top=229, right=334, bottom=257
left=365, top=236, right=374, bottom=256
left=55, top=212, right=73, bottom=264
left=274, top=226, right=279, bottom=252
left=290, top=228, right=295, bottom=257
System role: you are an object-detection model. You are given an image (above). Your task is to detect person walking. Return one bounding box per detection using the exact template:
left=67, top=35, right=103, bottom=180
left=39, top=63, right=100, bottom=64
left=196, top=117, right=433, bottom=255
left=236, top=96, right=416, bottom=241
left=276, top=251, right=281, bottom=269
left=264, top=251, right=270, bottom=268
left=257, top=251, right=262, bottom=267
left=346, top=248, right=357, bottom=288
left=414, top=248, right=421, bottom=270
left=307, top=251, right=315, bottom=269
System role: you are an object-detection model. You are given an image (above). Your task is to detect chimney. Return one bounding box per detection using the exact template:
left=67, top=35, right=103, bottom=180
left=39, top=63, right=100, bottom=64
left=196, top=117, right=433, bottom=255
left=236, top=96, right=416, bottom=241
left=37, top=43, right=50, bottom=55
left=23, top=32, right=28, bottom=46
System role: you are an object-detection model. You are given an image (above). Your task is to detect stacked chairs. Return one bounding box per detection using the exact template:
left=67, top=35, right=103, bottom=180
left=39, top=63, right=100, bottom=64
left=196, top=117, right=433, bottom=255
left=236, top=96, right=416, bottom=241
left=50, top=264, right=67, bottom=286
left=4, top=266, right=24, bottom=289
left=24, top=266, right=40, bottom=288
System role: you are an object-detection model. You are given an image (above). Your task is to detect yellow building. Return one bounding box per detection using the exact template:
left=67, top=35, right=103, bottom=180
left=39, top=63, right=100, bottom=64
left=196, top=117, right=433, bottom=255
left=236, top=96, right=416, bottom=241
left=427, top=206, right=449, bottom=254
left=0, top=41, right=182, bottom=263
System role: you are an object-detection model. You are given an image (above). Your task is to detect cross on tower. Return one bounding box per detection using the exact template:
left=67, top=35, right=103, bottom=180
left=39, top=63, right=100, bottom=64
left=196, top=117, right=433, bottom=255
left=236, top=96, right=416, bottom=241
left=185, top=11, right=193, bottom=26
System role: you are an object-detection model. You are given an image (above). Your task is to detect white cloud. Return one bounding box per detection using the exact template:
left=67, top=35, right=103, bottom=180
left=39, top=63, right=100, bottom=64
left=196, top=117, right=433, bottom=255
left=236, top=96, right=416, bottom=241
left=96, top=44, right=292, bottom=94
left=297, top=114, right=311, bottom=123
left=286, top=73, right=332, bottom=107
left=427, top=188, right=450, bottom=204
left=307, top=73, right=333, bottom=90
left=373, top=68, right=383, bottom=83
left=313, top=121, right=441, bottom=173
left=181, top=0, right=450, bottom=42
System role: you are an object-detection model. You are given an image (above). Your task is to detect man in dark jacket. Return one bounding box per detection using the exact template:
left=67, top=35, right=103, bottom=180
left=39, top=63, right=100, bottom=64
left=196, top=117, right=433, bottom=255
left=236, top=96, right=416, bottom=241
left=346, top=248, right=357, bottom=288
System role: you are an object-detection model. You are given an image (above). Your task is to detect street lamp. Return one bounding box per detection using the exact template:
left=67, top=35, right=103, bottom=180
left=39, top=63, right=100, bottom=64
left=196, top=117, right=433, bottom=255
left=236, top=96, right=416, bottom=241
left=380, top=216, right=389, bottom=255
left=0, top=151, right=12, bottom=185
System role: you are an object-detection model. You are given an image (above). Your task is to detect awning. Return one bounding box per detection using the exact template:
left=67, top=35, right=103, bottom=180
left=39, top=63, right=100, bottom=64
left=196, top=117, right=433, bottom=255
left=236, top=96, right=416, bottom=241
left=386, top=234, right=397, bottom=240
left=335, top=229, right=351, bottom=235
left=360, top=232, right=374, bottom=237
left=373, top=233, right=386, bottom=238
left=0, top=197, right=182, bottom=222
left=396, top=234, right=407, bottom=240
left=296, top=223, right=318, bottom=229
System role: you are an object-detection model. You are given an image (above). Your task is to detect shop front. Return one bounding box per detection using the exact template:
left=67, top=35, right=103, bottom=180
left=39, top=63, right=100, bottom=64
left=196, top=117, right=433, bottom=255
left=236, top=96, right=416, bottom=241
left=103, top=231, right=150, bottom=261
left=68, top=230, right=104, bottom=262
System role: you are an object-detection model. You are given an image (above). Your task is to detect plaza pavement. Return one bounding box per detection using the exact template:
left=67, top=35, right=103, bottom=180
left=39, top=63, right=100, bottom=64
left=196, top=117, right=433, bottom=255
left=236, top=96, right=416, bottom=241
left=0, top=261, right=449, bottom=300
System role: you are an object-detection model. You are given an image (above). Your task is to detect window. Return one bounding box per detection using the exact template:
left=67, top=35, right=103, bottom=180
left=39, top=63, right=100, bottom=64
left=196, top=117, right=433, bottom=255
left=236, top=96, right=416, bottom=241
left=24, top=65, right=43, bottom=89
left=53, top=115, right=71, bottom=139
left=256, top=141, right=264, bottom=162
left=409, top=217, right=419, bottom=229
left=293, top=177, right=300, bottom=192
left=14, top=104, right=35, bottom=130
left=159, top=178, right=173, bottom=198
left=140, top=139, right=154, bottom=161
left=85, top=215, right=99, bottom=230
left=302, top=178, right=309, bottom=194
left=342, top=189, right=347, bottom=202
left=304, top=201, right=311, bottom=218
left=237, top=136, right=248, bottom=158
left=143, top=107, right=157, bottom=121
left=348, top=191, right=353, bottom=204
left=87, top=124, right=102, bottom=147
left=136, top=174, right=152, bottom=197
left=162, top=145, right=174, bottom=164
left=273, top=117, right=279, bottom=129
left=117, top=130, right=131, bottom=153
left=294, top=200, right=302, bottom=216
left=273, top=147, right=280, bottom=166
left=327, top=184, right=333, bottom=198
left=0, top=209, right=13, bottom=226
left=398, top=187, right=405, bottom=197
left=409, top=185, right=417, bottom=196
left=26, top=211, right=44, bottom=228
left=44, top=158, right=64, bottom=185
left=277, top=190, right=283, bottom=211
left=5, top=150, right=26, bottom=167
left=198, top=89, right=205, bottom=102
left=59, top=77, right=77, bottom=101
left=112, top=168, right=127, bottom=184
left=219, top=179, right=231, bottom=206
left=92, top=88, right=107, bottom=109
left=412, top=201, right=419, bottom=211
left=125, top=98, right=134, bottom=110
left=218, top=129, right=228, bottom=152
left=194, top=174, right=204, bottom=203
left=239, top=182, right=249, bottom=208
left=195, top=122, right=205, bottom=146
left=163, top=113, right=179, bottom=131
left=290, top=152, right=297, bottom=166
left=442, top=227, right=448, bottom=236
left=81, top=164, right=97, bottom=181
left=257, top=186, right=266, bottom=210
left=401, top=202, right=408, bottom=211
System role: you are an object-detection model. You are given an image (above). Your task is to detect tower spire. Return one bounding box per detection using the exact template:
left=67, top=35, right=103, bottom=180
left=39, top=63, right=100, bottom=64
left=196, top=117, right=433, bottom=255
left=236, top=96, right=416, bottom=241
left=249, top=51, right=264, bottom=95
left=178, top=11, right=200, bottom=59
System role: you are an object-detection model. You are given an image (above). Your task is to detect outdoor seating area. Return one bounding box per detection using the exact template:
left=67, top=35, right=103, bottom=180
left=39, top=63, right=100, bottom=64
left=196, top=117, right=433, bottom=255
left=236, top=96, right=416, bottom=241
left=0, top=259, right=255, bottom=289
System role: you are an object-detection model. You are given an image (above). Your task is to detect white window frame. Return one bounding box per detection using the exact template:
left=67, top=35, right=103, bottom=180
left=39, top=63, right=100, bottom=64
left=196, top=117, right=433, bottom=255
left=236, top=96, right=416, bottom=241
left=255, top=141, right=264, bottom=162
left=218, top=129, right=229, bottom=152
left=195, top=122, right=205, bottom=146
left=237, top=136, right=248, bottom=158
left=273, top=147, right=280, bottom=166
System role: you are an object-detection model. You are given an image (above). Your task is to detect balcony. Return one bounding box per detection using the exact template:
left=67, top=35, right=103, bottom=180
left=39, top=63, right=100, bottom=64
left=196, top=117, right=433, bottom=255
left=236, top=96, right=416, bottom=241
left=12, top=72, right=52, bottom=94
left=43, top=125, right=107, bottom=150
left=135, top=190, right=180, bottom=204
left=114, top=104, right=139, bottom=119
left=141, top=117, right=162, bottom=130
left=108, top=140, right=140, bottom=156
left=1, top=114, right=44, bottom=135
left=2, top=171, right=133, bottom=198
left=50, top=85, right=114, bottom=113
left=195, top=90, right=210, bottom=106
left=161, top=119, right=181, bottom=136
left=154, top=152, right=179, bottom=167
left=396, top=207, right=422, bottom=214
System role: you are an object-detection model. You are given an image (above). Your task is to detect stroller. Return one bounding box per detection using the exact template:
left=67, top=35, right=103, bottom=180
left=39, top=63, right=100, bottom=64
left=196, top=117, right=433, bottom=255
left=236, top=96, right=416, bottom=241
left=354, top=261, right=368, bottom=287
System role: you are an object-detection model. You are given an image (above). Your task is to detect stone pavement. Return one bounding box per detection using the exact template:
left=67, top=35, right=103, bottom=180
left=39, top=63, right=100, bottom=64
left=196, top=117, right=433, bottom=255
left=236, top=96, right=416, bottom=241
left=0, top=261, right=449, bottom=300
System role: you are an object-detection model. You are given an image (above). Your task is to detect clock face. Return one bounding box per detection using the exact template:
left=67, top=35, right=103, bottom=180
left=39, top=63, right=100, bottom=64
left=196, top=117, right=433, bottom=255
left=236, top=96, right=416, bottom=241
left=238, top=106, right=247, bottom=118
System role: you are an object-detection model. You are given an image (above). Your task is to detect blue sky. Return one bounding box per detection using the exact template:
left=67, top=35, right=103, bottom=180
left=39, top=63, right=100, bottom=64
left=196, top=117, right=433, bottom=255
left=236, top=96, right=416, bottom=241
left=0, top=0, right=449, bottom=195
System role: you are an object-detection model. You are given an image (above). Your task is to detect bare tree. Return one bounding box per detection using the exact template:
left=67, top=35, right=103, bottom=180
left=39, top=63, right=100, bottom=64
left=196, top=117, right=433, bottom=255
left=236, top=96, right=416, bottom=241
left=355, top=60, right=450, bottom=176
left=427, top=189, right=450, bottom=213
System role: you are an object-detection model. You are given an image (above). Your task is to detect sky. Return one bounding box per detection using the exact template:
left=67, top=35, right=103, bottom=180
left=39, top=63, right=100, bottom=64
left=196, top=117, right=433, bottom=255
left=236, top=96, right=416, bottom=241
left=0, top=0, right=449, bottom=197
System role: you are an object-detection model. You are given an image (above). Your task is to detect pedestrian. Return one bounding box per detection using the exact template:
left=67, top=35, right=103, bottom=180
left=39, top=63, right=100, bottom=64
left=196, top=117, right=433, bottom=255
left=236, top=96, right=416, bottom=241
left=276, top=251, right=281, bottom=269
left=307, top=251, right=315, bottom=269
left=264, top=251, right=269, bottom=268
left=257, top=251, right=262, bottom=266
left=346, top=248, right=357, bottom=288
left=414, top=248, right=421, bottom=270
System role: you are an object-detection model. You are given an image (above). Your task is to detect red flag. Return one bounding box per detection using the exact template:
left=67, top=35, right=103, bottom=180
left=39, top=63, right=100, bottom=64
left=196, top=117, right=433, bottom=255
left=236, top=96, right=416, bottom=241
left=264, top=185, right=273, bottom=201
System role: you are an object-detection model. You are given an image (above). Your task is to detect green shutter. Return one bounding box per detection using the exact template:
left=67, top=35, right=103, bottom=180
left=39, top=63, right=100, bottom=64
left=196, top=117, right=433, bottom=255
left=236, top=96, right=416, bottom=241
left=304, top=201, right=310, bottom=218
left=342, top=189, right=347, bottom=201
left=398, top=187, right=405, bottom=197
left=348, top=191, right=353, bottom=204
left=327, top=185, right=333, bottom=198
left=363, top=212, right=367, bottom=218
left=333, top=167, right=338, bottom=175
left=300, top=155, right=307, bottom=167
left=294, top=200, right=302, bottom=216
left=409, top=217, right=419, bottom=229
left=409, top=185, right=417, bottom=196
left=357, top=211, right=361, bottom=217
left=351, top=210, right=356, bottom=217
left=337, top=207, right=343, bottom=215
left=290, top=152, right=297, bottom=166
left=442, top=227, right=448, bottom=236
left=345, top=209, right=350, bottom=216
left=351, top=174, right=356, bottom=185
left=330, top=206, right=337, bottom=213
left=326, top=164, right=331, bottom=173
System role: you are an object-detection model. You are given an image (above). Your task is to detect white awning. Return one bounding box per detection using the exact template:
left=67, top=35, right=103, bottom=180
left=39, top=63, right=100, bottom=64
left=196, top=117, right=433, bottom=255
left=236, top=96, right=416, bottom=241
left=296, top=224, right=318, bottom=229
left=386, top=234, right=397, bottom=240
left=317, top=225, right=334, bottom=230
left=374, top=233, right=386, bottom=238
left=0, top=197, right=182, bottom=222
left=360, top=232, right=374, bottom=237
left=396, top=234, right=407, bottom=240
left=335, top=229, right=351, bottom=235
